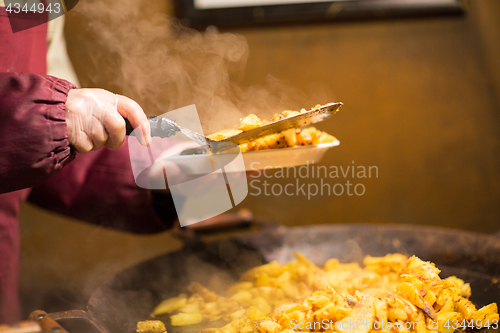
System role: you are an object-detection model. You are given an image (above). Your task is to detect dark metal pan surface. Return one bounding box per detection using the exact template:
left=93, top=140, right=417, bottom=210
left=56, top=224, right=500, bottom=333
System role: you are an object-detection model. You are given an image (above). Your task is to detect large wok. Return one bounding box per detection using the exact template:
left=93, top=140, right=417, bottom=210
left=40, top=224, right=500, bottom=333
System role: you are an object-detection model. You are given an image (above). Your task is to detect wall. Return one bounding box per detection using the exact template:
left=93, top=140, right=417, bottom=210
left=18, top=0, right=500, bottom=318
left=239, top=6, right=500, bottom=233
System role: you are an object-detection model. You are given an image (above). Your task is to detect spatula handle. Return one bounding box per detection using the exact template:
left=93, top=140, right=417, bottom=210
left=125, top=116, right=180, bottom=138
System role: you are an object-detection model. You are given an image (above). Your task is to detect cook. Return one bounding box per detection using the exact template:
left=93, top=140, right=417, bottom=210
left=0, top=6, right=178, bottom=324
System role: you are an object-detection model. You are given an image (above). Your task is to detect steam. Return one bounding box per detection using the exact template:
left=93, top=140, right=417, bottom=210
left=73, top=0, right=331, bottom=134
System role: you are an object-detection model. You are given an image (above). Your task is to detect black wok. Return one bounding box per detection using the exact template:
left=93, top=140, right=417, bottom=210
left=42, top=224, right=500, bottom=333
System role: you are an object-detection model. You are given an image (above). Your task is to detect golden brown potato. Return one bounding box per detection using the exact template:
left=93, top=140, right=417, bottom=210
left=137, top=320, right=167, bottom=333
left=282, top=111, right=300, bottom=118
left=141, top=253, right=497, bottom=333
left=208, top=105, right=338, bottom=151
left=153, top=295, right=187, bottom=316
left=238, top=114, right=264, bottom=131
left=207, top=129, right=243, bottom=141
left=259, top=320, right=282, bottom=333
left=295, top=129, right=313, bottom=146
left=281, top=129, right=297, bottom=147
left=336, top=295, right=374, bottom=333
left=472, top=303, right=498, bottom=323
left=317, top=132, right=336, bottom=144
left=270, top=114, right=285, bottom=123
left=171, top=313, right=204, bottom=326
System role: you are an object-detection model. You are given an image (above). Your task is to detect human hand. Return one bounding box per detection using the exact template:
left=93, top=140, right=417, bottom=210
left=65, top=88, right=151, bottom=153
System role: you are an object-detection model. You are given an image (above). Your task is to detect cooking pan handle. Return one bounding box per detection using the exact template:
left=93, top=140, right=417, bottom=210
left=28, top=311, right=69, bottom=333
left=172, top=209, right=280, bottom=244
left=29, top=310, right=110, bottom=333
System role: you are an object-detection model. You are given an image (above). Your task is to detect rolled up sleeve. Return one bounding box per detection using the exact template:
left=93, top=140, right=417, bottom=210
left=0, top=72, right=76, bottom=194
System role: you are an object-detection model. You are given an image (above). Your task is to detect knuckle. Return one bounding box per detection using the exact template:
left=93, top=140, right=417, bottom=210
left=129, top=99, right=141, bottom=109
left=81, top=89, right=93, bottom=99
left=116, top=117, right=126, bottom=131
left=104, top=90, right=119, bottom=103
left=112, top=138, right=124, bottom=149
left=105, top=134, right=125, bottom=149
left=108, top=116, right=126, bottom=134
left=75, top=143, right=92, bottom=154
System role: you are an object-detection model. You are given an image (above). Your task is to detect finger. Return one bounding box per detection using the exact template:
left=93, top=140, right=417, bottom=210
left=66, top=109, right=94, bottom=153
left=72, top=129, right=94, bottom=153
left=89, top=115, right=109, bottom=150
left=101, top=104, right=126, bottom=149
left=115, top=96, right=151, bottom=146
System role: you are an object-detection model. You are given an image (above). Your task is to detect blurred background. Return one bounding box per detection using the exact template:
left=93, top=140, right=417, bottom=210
left=19, top=0, right=500, bottom=320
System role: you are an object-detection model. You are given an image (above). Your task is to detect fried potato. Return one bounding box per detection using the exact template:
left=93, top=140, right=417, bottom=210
left=209, top=104, right=337, bottom=152
left=270, top=114, right=285, bottom=123
left=137, top=320, right=167, bottom=333
left=402, top=256, right=441, bottom=281
left=171, top=313, right=204, bottom=326
left=281, top=129, right=297, bottom=147
left=282, top=111, right=300, bottom=118
left=142, top=254, right=498, bottom=333
left=336, top=295, right=374, bottom=333
left=455, top=297, right=476, bottom=320
left=472, top=303, right=498, bottom=323
left=259, top=320, right=282, bottom=333
left=436, top=312, right=460, bottom=333
left=207, top=129, right=243, bottom=141
left=238, top=114, right=264, bottom=131
left=396, top=282, right=436, bottom=320
left=153, top=295, right=187, bottom=316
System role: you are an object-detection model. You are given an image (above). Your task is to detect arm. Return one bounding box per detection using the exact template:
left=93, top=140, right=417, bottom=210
left=0, top=72, right=76, bottom=194
left=0, top=72, right=173, bottom=231
left=27, top=142, right=178, bottom=234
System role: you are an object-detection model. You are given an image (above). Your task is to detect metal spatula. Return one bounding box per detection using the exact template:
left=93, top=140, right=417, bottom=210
left=126, top=102, right=343, bottom=153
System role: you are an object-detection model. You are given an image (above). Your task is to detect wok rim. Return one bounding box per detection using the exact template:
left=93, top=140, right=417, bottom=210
left=87, top=222, right=500, bottom=304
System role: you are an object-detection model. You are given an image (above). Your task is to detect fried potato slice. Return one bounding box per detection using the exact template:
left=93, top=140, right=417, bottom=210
left=171, top=313, right=204, bottom=326
left=153, top=295, right=187, bottom=316
left=259, top=320, right=282, bottom=333
left=209, top=104, right=338, bottom=151
left=207, top=129, right=243, bottom=141
left=472, top=303, right=498, bottom=323
left=137, top=320, right=167, bottom=333
left=238, top=114, right=264, bottom=131
left=336, top=294, right=374, bottom=333
left=396, top=282, right=436, bottom=320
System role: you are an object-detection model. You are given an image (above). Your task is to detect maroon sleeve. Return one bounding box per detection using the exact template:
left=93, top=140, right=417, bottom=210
left=0, top=72, right=76, bottom=194
left=0, top=72, right=177, bottom=233
left=27, top=142, right=177, bottom=234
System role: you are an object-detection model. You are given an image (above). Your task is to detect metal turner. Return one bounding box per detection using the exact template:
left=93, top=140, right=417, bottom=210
left=126, top=102, right=343, bottom=153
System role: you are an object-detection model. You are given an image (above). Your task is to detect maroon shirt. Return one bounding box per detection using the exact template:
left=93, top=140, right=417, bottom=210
left=0, top=6, right=47, bottom=74
left=0, top=10, right=171, bottom=324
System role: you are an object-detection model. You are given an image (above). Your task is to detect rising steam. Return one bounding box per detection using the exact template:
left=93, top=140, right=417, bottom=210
left=73, top=0, right=329, bottom=134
